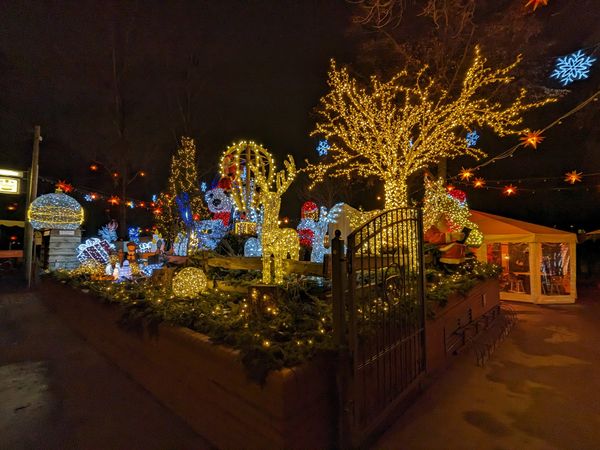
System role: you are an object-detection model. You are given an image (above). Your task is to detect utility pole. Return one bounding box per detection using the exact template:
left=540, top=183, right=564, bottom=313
left=24, top=125, right=40, bottom=288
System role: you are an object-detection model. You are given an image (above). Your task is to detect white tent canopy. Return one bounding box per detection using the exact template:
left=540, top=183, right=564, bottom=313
left=471, top=210, right=577, bottom=304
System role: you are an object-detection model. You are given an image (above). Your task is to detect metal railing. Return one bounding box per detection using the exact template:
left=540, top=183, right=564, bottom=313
left=332, top=207, right=426, bottom=448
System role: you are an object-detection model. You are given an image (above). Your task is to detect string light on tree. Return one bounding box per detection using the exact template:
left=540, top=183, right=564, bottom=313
left=465, top=130, right=479, bottom=148
left=422, top=176, right=483, bottom=247
left=520, top=130, right=544, bottom=149
left=525, top=0, right=548, bottom=11
left=551, top=50, right=596, bottom=86
left=306, top=48, right=553, bottom=209
left=564, top=170, right=583, bottom=184
left=503, top=184, right=517, bottom=196
left=108, top=196, right=120, bottom=205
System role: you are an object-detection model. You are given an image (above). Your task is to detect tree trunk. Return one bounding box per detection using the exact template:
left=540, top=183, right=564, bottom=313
left=119, top=163, right=128, bottom=239
left=384, top=177, right=408, bottom=210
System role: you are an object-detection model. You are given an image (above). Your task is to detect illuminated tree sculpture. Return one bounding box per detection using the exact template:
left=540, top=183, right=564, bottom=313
left=156, top=136, right=207, bottom=245
left=423, top=176, right=483, bottom=247
left=251, top=154, right=299, bottom=284
left=307, top=47, right=554, bottom=209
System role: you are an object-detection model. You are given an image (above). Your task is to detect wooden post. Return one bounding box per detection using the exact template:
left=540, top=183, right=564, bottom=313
left=24, top=125, right=40, bottom=288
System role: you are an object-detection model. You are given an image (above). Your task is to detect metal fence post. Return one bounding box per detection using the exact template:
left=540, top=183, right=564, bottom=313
left=331, top=230, right=345, bottom=347
left=331, top=229, right=351, bottom=448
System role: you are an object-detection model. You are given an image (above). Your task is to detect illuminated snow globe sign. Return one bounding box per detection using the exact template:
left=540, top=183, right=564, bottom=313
left=28, top=188, right=84, bottom=270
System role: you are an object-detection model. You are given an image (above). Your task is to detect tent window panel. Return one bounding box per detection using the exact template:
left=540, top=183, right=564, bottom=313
left=541, top=242, right=571, bottom=295
left=487, top=242, right=531, bottom=294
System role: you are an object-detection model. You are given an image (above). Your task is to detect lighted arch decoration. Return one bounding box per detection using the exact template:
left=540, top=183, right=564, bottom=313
left=220, top=141, right=275, bottom=213
left=28, top=190, right=84, bottom=230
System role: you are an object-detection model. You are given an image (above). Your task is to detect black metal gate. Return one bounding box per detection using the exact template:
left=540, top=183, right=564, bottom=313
left=331, top=207, right=426, bottom=448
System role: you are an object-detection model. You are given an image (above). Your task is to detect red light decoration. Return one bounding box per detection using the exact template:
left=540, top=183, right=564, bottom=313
left=56, top=180, right=74, bottom=193
left=139, top=171, right=146, bottom=177
left=193, top=213, right=200, bottom=221
left=448, top=188, right=467, bottom=203
left=564, top=170, right=583, bottom=184
left=112, top=172, right=119, bottom=178
left=89, top=163, right=98, bottom=171
left=108, top=196, right=120, bottom=205
left=525, top=0, right=548, bottom=11
left=10, top=235, right=17, bottom=241
left=138, top=201, right=145, bottom=208
left=473, top=177, right=486, bottom=188
left=90, top=193, right=98, bottom=200
left=503, top=184, right=517, bottom=196
left=520, top=131, right=544, bottom=149
left=445, top=184, right=455, bottom=192
left=153, top=207, right=162, bottom=215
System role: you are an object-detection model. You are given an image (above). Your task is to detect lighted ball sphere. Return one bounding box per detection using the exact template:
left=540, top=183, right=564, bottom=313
left=28, top=191, right=84, bottom=230
left=172, top=267, right=209, bottom=298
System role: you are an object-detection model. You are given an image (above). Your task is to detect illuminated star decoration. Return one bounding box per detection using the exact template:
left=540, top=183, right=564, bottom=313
left=551, top=50, right=597, bottom=86
left=564, top=170, right=583, bottom=184
left=465, top=130, right=479, bottom=148
left=503, top=184, right=517, bottom=196
left=525, top=0, right=548, bottom=11
left=56, top=180, right=74, bottom=193
left=316, top=139, right=330, bottom=157
left=520, top=130, right=544, bottom=149
left=108, top=196, right=120, bottom=205
left=473, top=177, right=486, bottom=188
left=200, top=181, right=208, bottom=192
left=459, top=167, right=474, bottom=181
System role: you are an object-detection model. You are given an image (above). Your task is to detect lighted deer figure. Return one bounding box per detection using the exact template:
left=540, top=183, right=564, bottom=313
left=252, top=155, right=299, bottom=284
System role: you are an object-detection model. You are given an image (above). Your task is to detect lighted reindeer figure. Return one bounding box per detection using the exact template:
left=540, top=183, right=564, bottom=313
left=252, top=155, right=299, bottom=284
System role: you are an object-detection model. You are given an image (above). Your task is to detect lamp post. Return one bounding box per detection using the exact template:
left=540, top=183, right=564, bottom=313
left=24, top=125, right=41, bottom=287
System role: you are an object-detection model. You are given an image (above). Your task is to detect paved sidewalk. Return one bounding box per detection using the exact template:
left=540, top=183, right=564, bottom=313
left=375, top=286, right=600, bottom=450
left=0, top=282, right=211, bottom=450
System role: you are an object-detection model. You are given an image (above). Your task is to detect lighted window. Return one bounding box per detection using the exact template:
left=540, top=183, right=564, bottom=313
left=541, top=243, right=570, bottom=295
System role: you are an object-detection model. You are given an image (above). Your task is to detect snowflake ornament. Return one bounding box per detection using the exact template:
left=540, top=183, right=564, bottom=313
left=551, top=50, right=596, bottom=86
left=200, top=181, right=208, bottom=192
left=465, top=130, right=479, bottom=147
left=316, top=139, right=330, bottom=157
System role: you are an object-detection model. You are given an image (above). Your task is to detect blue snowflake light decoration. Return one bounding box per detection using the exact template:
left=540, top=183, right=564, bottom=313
left=466, top=130, right=479, bottom=148
left=84, top=194, right=94, bottom=202
left=316, top=139, right=330, bottom=157
left=551, top=50, right=596, bottom=86
left=128, top=226, right=141, bottom=243
left=200, top=181, right=208, bottom=192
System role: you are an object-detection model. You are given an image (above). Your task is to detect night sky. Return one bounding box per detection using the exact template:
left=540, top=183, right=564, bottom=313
left=1, top=0, right=599, bottom=235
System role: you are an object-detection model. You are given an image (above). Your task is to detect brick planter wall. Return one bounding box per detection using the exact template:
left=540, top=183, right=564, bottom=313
left=426, top=279, right=500, bottom=374
left=39, top=280, right=335, bottom=450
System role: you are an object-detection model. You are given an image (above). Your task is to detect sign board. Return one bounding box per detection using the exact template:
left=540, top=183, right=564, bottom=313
left=0, top=176, right=20, bottom=194
left=58, top=230, right=76, bottom=236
